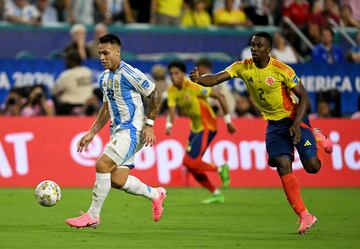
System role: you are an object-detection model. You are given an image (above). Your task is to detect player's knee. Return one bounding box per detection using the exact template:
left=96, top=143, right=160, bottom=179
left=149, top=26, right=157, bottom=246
left=183, top=155, right=196, bottom=169
left=95, top=157, right=113, bottom=173
left=304, top=159, right=321, bottom=174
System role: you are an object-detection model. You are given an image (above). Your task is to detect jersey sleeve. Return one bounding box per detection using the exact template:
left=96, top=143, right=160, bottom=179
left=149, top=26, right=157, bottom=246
left=98, top=72, right=108, bottom=102
left=225, top=61, right=243, bottom=78
left=282, top=65, right=300, bottom=89
left=167, top=87, right=177, bottom=107
left=125, top=66, right=156, bottom=97
left=194, top=84, right=212, bottom=98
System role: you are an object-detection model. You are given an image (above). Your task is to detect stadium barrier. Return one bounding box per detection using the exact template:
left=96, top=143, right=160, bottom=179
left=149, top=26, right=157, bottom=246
left=0, top=117, right=359, bottom=187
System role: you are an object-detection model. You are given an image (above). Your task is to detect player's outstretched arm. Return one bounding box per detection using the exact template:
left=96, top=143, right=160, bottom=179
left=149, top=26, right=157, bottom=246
left=210, top=90, right=236, bottom=134
left=77, top=102, right=110, bottom=152
left=289, top=81, right=308, bottom=144
left=189, top=67, right=231, bottom=87
left=144, top=88, right=161, bottom=147
left=165, top=106, right=176, bottom=135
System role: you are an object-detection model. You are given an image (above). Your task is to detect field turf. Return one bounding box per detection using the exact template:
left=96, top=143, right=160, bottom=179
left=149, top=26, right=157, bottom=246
left=1, top=188, right=359, bottom=249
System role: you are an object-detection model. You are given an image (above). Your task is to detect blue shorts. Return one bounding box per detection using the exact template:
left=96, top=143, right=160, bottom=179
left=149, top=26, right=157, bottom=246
left=266, top=117, right=317, bottom=164
left=187, top=129, right=217, bottom=159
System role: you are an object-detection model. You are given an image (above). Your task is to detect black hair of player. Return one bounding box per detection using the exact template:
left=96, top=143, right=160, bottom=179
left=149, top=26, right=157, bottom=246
left=253, top=32, right=273, bottom=48
left=195, top=57, right=212, bottom=69
left=168, top=61, right=186, bottom=73
left=99, top=34, right=122, bottom=47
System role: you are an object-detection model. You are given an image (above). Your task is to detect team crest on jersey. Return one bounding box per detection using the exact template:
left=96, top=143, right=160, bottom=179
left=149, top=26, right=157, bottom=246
left=114, top=80, right=119, bottom=89
left=266, top=76, right=275, bottom=86
left=201, top=88, right=208, bottom=95
left=141, top=80, right=150, bottom=89
left=292, top=76, right=299, bottom=84
left=108, top=79, right=113, bottom=88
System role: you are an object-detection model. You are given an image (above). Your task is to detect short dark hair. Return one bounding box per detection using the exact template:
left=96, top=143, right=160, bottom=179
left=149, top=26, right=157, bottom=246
left=321, top=27, right=334, bottom=38
left=253, top=32, right=273, bottom=47
left=168, top=60, right=186, bottom=73
left=65, top=49, right=82, bottom=67
left=195, top=57, right=212, bottom=68
left=99, top=33, right=122, bottom=47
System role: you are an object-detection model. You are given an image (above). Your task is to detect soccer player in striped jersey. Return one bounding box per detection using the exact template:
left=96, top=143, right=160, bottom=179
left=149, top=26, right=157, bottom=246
left=166, top=61, right=236, bottom=204
left=189, top=32, right=333, bottom=234
left=66, top=34, right=166, bottom=228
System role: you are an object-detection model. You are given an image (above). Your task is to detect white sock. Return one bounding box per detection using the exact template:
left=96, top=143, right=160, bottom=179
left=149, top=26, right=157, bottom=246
left=88, top=173, right=111, bottom=219
left=121, top=175, right=159, bottom=200
left=213, top=189, right=221, bottom=195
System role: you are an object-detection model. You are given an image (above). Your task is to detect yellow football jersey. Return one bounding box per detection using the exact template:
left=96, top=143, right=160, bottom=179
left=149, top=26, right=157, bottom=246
left=168, top=79, right=217, bottom=132
left=225, top=57, right=300, bottom=121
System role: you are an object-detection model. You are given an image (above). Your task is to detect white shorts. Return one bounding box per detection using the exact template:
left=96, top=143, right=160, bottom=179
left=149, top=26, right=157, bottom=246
left=103, top=128, right=144, bottom=168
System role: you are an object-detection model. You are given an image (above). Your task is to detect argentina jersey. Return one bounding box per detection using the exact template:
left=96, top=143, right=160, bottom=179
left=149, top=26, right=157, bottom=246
left=99, top=61, right=155, bottom=134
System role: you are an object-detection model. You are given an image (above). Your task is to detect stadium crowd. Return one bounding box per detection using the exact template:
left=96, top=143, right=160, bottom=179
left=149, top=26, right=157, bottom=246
left=0, top=0, right=359, bottom=118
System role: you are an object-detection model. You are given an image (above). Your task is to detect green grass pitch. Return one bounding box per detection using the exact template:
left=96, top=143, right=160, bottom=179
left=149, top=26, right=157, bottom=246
left=1, top=188, right=359, bottom=249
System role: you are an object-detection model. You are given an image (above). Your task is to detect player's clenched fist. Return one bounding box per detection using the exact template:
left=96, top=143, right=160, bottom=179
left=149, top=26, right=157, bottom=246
left=189, top=67, right=199, bottom=83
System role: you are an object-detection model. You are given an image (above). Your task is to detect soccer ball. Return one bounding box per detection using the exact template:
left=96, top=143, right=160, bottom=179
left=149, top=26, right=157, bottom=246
left=34, top=180, right=61, bottom=207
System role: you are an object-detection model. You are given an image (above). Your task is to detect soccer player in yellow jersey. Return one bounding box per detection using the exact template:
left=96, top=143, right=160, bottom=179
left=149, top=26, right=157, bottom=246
left=190, top=32, right=333, bottom=234
left=166, top=61, right=236, bottom=204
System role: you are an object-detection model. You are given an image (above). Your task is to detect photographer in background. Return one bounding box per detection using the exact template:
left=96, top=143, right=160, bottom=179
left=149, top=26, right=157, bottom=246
left=21, top=85, right=55, bottom=116
left=0, top=89, right=23, bottom=116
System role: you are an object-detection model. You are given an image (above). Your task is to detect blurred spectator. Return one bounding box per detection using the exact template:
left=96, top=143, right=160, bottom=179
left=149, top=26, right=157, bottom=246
left=53, top=0, right=66, bottom=22
left=309, top=99, right=332, bottom=118
left=240, top=36, right=252, bottom=59
left=311, top=27, right=344, bottom=64
left=150, top=64, right=168, bottom=114
left=87, top=23, right=109, bottom=59
left=282, top=0, right=310, bottom=56
left=181, top=0, right=211, bottom=28
left=308, top=0, right=340, bottom=44
left=150, top=0, right=183, bottom=25
left=64, top=23, right=91, bottom=60
left=214, top=0, right=248, bottom=27
left=271, top=32, right=299, bottom=64
left=37, top=0, right=59, bottom=25
left=52, top=50, right=93, bottom=115
left=0, top=0, right=5, bottom=21
left=195, top=57, right=236, bottom=115
left=21, top=85, right=55, bottom=116
left=4, top=0, right=41, bottom=25
left=234, top=94, right=255, bottom=118
left=243, top=0, right=270, bottom=25
left=82, top=88, right=103, bottom=116
left=129, top=0, right=152, bottom=23
left=341, top=0, right=360, bottom=21
left=213, top=0, right=242, bottom=13
left=283, top=0, right=310, bottom=29
left=347, top=31, right=360, bottom=63
left=340, top=3, right=360, bottom=28
left=100, top=0, right=135, bottom=24
left=65, top=0, right=102, bottom=24
left=0, top=89, right=23, bottom=116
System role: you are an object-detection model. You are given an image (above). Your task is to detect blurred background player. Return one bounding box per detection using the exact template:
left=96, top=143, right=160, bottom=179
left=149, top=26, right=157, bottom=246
left=190, top=32, right=333, bottom=233
left=52, top=50, right=93, bottom=115
left=166, top=60, right=236, bottom=204
left=65, top=34, right=166, bottom=228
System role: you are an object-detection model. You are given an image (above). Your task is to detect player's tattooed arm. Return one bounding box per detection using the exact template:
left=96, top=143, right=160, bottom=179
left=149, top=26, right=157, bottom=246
left=146, top=87, right=161, bottom=121
left=143, top=88, right=161, bottom=147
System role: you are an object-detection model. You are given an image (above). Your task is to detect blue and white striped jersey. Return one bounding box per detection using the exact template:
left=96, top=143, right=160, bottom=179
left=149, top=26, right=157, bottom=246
left=99, top=61, right=155, bottom=134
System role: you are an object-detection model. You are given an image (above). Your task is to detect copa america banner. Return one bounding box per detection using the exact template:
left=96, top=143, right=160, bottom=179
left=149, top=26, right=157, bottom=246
left=0, top=117, right=359, bottom=187
left=0, top=60, right=359, bottom=114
